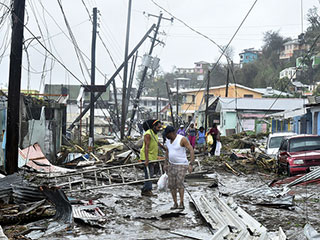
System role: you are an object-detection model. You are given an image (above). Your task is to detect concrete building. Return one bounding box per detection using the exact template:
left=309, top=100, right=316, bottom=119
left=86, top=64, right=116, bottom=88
left=239, top=48, right=260, bottom=67
left=179, top=83, right=263, bottom=123
left=279, top=39, right=309, bottom=60
left=216, top=97, right=308, bottom=136
left=279, top=67, right=297, bottom=80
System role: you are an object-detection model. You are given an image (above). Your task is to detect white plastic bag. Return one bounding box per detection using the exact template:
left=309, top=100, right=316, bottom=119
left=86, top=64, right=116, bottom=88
left=157, top=173, right=168, bottom=191
left=215, top=141, right=222, bottom=156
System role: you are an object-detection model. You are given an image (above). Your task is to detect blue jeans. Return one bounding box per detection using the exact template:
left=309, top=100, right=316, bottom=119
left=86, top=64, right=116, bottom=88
left=142, top=163, right=154, bottom=192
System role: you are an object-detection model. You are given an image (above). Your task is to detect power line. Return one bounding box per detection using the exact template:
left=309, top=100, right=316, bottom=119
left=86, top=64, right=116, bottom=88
left=159, top=0, right=259, bottom=116
left=57, top=0, right=90, bottom=82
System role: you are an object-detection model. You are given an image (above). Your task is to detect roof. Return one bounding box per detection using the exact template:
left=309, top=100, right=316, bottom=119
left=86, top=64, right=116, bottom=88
left=292, top=81, right=309, bottom=87
left=239, top=48, right=261, bottom=54
left=179, top=83, right=263, bottom=94
left=283, top=39, right=300, bottom=46
left=194, top=61, right=210, bottom=65
left=266, top=107, right=306, bottom=119
left=217, top=97, right=307, bottom=111
left=254, top=88, right=293, bottom=97
left=140, top=96, right=169, bottom=101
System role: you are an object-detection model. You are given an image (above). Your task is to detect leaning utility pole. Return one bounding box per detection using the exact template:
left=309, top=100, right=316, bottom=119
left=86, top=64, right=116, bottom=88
left=125, top=51, right=138, bottom=122
left=89, top=7, right=97, bottom=152
left=112, top=79, right=120, bottom=128
left=127, top=13, right=166, bottom=136
left=120, top=0, right=132, bottom=139
left=225, top=67, right=229, bottom=97
left=204, top=69, right=211, bottom=132
left=67, top=24, right=155, bottom=132
left=6, top=0, right=26, bottom=174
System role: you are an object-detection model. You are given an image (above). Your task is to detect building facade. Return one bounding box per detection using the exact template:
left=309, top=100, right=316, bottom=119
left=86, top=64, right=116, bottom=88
left=239, top=48, right=260, bottom=67
left=180, top=84, right=263, bottom=123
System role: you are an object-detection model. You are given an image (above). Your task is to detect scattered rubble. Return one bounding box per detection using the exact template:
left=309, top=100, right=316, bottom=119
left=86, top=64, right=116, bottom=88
left=0, top=132, right=319, bottom=239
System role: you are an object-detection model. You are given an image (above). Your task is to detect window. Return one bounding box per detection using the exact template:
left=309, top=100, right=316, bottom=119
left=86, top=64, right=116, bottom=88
left=143, top=101, right=147, bottom=106
left=269, top=136, right=285, bottom=148
left=289, top=137, right=320, bottom=152
left=243, top=94, right=253, bottom=98
left=279, top=140, right=288, bottom=151
left=152, top=101, right=156, bottom=106
left=192, top=95, right=195, bottom=103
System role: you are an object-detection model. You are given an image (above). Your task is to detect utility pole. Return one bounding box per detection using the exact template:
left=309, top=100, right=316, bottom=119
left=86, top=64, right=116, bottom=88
left=67, top=24, right=156, bottom=132
left=176, top=79, right=179, bottom=128
left=204, top=69, right=211, bottom=132
left=156, top=88, right=159, bottom=119
left=6, top=0, right=26, bottom=174
left=121, top=0, right=132, bottom=139
left=112, top=79, right=120, bottom=128
left=127, top=12, right=173, bottom=136
left=125, top=51, right=138, bottom=128
left=166, top=82, right=175, bottom=127
left=225, top=67, right=229, bottom=97
left=89, top=7, right=97, bottom=152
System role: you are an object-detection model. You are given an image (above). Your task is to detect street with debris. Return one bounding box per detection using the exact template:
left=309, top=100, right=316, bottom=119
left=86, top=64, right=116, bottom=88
left=1, top=0, right=320, bottom=239
left=1, top=134, right=320, bottom=239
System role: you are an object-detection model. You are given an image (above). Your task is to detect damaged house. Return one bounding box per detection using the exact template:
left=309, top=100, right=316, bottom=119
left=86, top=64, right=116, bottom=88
left=0, top=92, right=67, bottom=168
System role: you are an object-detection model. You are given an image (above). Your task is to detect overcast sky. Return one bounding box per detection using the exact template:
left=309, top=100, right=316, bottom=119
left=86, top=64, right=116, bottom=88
left=0, top=0, right=319, bottom=91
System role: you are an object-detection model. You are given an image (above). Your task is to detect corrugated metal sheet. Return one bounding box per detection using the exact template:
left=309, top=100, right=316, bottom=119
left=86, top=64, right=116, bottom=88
left=194, top=195, right=286, bottom=240
left=12, top=185, right=45, bottom=204
left=232, top=185, right=284, bottom=198
left=18, top=144, right=75, bottom=173
left=286, top=167, right=320, bottom=187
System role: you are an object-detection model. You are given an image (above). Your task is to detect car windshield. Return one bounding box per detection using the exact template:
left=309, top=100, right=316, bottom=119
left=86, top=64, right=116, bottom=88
left=269, top=136, right=284, bottom=148
left=289, top=137, right=320, bottom=152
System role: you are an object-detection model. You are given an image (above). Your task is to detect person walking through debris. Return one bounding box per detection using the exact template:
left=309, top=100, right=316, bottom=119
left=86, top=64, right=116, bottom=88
left=140, top=119, right=163, bottom=196
left=187, top=123, right=196, bottom=148
left=197, top=126, right=206, bottom=153
left=208, top=123, right=220, bottom=156
left=177, top=124, right=186, bottom=136
left=164, top=126, right=194, bottom=210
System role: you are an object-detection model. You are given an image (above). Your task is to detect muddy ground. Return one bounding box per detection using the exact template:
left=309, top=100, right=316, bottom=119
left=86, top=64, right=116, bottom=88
left=19, top=156, right=318, bottom=240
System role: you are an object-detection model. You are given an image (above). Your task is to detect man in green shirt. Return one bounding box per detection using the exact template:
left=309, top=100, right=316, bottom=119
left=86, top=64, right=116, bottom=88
left=140, top=119, right=162, bottom=196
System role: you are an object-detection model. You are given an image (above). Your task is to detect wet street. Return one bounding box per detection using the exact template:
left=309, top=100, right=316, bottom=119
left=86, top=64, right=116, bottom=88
left=37, top=160, right=320, bottom=240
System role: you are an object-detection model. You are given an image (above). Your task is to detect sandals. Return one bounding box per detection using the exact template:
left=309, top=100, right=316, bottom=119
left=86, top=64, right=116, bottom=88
left=170, top=204, right=178, bottom=210
left=178, top=204, right=185, bottom=210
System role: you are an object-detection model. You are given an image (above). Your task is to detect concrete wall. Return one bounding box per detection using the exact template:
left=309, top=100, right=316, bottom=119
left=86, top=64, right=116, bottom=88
left=220, top=111, right=237, bottom=136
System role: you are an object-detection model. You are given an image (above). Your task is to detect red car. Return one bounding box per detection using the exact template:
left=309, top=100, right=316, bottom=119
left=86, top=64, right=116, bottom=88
left=277, top=134, right=320, bottom=176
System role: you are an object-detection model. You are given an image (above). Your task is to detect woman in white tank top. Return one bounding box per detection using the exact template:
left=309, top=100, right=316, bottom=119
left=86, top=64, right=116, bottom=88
left=164, top=126, right=195, bottom=210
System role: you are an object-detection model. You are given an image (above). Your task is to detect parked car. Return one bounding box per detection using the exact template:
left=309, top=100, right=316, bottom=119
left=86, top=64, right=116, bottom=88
left=266, top=132, right=296, bottom=158
left=277, top=134, right=320, bottom=176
